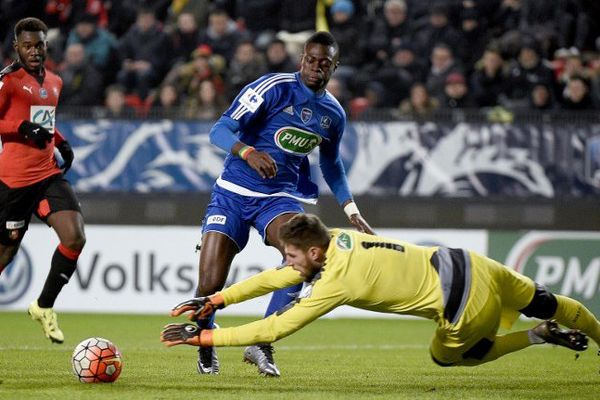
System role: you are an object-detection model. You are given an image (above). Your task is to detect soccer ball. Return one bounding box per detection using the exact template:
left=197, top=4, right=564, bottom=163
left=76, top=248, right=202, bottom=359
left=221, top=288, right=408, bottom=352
left=71, top=337, right=122, bottom=383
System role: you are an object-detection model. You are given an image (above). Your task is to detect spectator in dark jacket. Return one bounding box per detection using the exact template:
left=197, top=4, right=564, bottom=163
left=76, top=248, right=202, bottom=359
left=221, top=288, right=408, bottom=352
left=367, top=0, right=412, bottom=65
left=470, top=47, right=507, bottom=107
left=116, top=8, right=172, bottom=98
left=265, top=38, right=296, bottom=73
left=328, top=0, right=367, bottom=69
left=413, top=3, right=463, bottom=59
left=560, top=75, right=596, bottom=110
left=504, top=40, right=555, bottom=107
left=59, top=42, right=104, bottom=106
left=198, top=8, right=245, bottom=64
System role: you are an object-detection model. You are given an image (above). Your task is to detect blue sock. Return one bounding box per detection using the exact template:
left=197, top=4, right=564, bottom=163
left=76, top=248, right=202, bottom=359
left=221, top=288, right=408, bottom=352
left=197, top=312, right=216, bottom=329
left=264, top=283, right=303, bottom=317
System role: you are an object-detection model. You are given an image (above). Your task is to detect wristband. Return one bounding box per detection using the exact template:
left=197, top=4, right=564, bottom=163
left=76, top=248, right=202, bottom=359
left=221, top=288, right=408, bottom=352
left=344, top=202, right=360, bottom=218
left=238, top=145, right=256, bottom=160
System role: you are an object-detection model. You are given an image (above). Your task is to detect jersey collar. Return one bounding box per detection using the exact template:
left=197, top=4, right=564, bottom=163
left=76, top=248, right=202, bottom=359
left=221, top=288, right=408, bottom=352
left=295, top=72, right=327, bottom=99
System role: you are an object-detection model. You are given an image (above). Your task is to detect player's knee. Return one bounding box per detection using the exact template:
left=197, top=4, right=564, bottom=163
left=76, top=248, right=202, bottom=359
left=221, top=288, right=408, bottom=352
left=519, top=284, right=557, bottom=319
left=64, top=232, right=86, bottom=252
left=0, top=246, right=19, bottom=269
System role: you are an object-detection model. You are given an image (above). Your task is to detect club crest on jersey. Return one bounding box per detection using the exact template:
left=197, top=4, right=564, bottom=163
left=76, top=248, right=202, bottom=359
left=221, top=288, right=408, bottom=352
left=320, top=116, right=332, bottom=128
left=274, top=126, right=322, bottom=155
left=39, top=88, right=48, bottom=99
left=238, top=87, right=264, bottom=113
left=301, top=108, right=312, bottom=124
left=336, top=232, right=353, bottom=251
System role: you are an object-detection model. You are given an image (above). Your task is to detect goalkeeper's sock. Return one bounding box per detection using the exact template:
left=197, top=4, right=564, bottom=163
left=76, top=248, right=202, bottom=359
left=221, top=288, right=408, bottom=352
left=264, top=283, right=303, bottom=317
left=552, top=295, right=600, bottom=346
left=460, top=331, right=532, bottom=366
left=38, top=244, right=80, bottom=308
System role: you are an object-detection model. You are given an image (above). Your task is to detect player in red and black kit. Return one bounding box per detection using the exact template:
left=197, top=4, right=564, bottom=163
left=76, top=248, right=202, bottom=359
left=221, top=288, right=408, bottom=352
left=0, top=18, right=86, bottom=344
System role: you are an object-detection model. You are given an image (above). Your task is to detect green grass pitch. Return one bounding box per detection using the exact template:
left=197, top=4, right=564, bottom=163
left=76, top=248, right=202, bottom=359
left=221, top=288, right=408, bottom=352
left=0, top=312, right=598, bottom=399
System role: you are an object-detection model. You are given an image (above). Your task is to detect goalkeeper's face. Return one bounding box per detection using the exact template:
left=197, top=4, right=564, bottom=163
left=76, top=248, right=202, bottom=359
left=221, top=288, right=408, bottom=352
left=284, top=243, right=324, bottom=281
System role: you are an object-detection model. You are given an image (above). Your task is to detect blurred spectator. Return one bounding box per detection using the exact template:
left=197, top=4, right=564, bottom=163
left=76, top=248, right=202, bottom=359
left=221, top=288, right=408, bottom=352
left=225, top=40, right=267, bottom=101
left=527, top=83, right=556, bottom=111
left=555, top=47, right=589, bottom=92
left=491, top=0, right=523, bottom=37
left=166, top=0, right=211, bottom=30
left=265, top=38, right=296, bottom=73
left=397, top=82, right=439, bottom=117
left=441, top=72, right=475, bottom=109
left=198, top=8, right=245, bottom=64
left=163, top=44, right=225, bottom=101
left=148, top=83, right=184, bottom=118
left=277, top=0, right=317, bottom=58
left=234, top=0, right=281, bottom=38
left=95, top=84, right=137, bottom=118
left=560, top=75, right=596, bottom=110
left=504, top=39, right=555, bottom=107
left=168, top=12, right=201, bottom=64
left=58, top=42, right=103, bottom=106
left=326, top=76, right=351, bottom=112
left=367, top=0, right=412, bottom=65
left=117, top=7, right=172, bottom=99
left=426, top=43, right=463, bottom=101
left=328, top=0, right=367, bottom=69
left=459, top=7, right=490, bottom=75
left=66, top=13, right=118, bottom=84
left=413, top=2, right=463, bottom=59
left=105, top=1, right=138, bottom=37
left=470, top=47, right=507, bottom=107
left=185, top=79, right=226, bottom=120
left=375, top=42, right=425, bottom=106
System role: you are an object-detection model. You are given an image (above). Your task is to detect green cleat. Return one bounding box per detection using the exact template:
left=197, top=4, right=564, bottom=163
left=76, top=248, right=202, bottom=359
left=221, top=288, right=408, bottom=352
left=27, top=300, right=64, bottom=344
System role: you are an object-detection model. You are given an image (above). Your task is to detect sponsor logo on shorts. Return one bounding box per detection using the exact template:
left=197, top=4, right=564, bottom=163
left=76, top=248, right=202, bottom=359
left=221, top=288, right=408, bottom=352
left=207, top=215, right=227, bottom=225
left=6, top=220, right=25, bottom=229
left=336, top=232, right=353, bottom=251
left=0, top=246, right=33, bottom=305
left=274, top=126, right=322, bottom=155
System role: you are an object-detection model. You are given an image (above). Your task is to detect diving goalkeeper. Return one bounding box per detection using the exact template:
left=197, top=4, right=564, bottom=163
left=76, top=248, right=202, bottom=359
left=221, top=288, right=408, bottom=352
left=161, top=214, right=600, bottom=370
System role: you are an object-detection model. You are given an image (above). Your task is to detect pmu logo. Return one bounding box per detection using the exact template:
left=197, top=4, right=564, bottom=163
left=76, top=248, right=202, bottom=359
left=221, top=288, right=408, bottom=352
left=0, top=246, right=33, bottom=305
left=505, top=232, right=600, bottom=302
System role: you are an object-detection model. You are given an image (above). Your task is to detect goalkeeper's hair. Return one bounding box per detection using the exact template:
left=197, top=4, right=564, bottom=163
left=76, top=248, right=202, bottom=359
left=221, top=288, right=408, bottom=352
left=304, top=31, right=339, bottom=55
left=14, top=17, right=48, bottom=39
left=279, top=214, right=331, bottom=251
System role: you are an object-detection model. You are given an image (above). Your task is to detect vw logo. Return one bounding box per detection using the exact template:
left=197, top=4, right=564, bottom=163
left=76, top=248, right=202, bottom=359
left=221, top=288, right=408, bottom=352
left=0, top=246, right=33, bottom=305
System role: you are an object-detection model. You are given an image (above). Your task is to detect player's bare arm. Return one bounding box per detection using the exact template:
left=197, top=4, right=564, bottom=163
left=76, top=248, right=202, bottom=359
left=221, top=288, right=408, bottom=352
left=232, top=141, right=277, bottom=179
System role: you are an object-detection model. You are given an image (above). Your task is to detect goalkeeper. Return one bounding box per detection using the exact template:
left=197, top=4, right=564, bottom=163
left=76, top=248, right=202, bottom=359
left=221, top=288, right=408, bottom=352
left=161, top=214, right=600, bottom=369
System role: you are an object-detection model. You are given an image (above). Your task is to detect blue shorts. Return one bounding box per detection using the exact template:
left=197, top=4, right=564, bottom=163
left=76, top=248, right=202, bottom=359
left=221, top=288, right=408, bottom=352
left=201, top=185, right=304, bottom=251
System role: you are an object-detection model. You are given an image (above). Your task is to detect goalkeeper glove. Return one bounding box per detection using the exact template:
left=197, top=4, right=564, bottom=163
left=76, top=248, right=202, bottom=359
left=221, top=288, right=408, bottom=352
left=56, top=141, right=74, bottom=174
left=18, top=121, right=53, bottom=149
left=171, top=295, right=224, bottom=321
left=161, top=323, right=203, bottom=347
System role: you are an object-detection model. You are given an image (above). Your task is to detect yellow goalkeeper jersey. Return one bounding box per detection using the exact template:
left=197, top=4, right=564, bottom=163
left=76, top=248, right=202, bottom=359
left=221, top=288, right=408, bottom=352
left=212, top=229, right=445, bottom=347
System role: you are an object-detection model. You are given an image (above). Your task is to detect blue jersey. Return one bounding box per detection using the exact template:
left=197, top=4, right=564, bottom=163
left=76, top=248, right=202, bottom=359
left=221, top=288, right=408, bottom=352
left=216, top=72, right=350, bottom=204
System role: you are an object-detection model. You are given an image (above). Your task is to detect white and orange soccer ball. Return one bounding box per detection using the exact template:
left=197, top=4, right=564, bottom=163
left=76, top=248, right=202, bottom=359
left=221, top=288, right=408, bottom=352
left=71, top=337, right=122, bottom=383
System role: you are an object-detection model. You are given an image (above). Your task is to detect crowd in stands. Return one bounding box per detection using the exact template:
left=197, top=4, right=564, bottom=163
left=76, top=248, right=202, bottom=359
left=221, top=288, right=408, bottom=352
left=1, top=0, right=600, bottom=120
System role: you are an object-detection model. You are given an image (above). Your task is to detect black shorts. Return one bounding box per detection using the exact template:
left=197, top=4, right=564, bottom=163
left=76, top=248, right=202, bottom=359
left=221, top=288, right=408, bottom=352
left=0, top=174, right=82, bottom=245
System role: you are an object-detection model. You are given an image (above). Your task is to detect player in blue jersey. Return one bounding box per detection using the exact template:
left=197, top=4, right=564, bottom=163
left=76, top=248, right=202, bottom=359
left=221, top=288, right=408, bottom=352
left=193, top=31, right=374, bottom=376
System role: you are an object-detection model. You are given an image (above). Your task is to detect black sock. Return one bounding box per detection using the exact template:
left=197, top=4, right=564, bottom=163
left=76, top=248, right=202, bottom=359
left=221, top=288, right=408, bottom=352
left=37, top=248, right=78, bottom=308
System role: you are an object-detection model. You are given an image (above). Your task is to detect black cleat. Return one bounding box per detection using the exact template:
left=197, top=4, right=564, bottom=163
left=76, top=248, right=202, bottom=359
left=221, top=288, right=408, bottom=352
left=533, top=320, right=589, bottom=351
left=243, top=344, right=280, bottom=377
left=197, top=346, right=220, bottom=374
